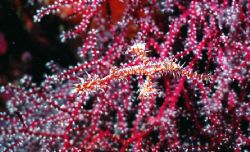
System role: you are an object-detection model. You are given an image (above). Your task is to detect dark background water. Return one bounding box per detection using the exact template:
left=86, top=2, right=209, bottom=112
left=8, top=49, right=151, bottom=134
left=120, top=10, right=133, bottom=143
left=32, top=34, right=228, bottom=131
left=0, top=0, right=76, bottom=84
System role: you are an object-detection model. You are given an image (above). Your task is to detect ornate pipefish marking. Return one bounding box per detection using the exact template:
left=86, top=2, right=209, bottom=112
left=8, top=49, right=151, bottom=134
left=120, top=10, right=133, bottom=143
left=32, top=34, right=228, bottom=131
left=73, top=43, right=211, bottom=98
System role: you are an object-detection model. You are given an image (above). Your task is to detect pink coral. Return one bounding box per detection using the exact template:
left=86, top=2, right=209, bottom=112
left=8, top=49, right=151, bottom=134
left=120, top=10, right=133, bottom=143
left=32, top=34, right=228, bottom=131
left=0, top=0, right=250, bottom=151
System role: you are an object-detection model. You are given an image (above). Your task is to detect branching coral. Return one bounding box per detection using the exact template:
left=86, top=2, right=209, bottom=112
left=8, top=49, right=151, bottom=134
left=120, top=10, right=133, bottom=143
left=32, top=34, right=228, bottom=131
left=0, top=0, right=249, bottom=151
